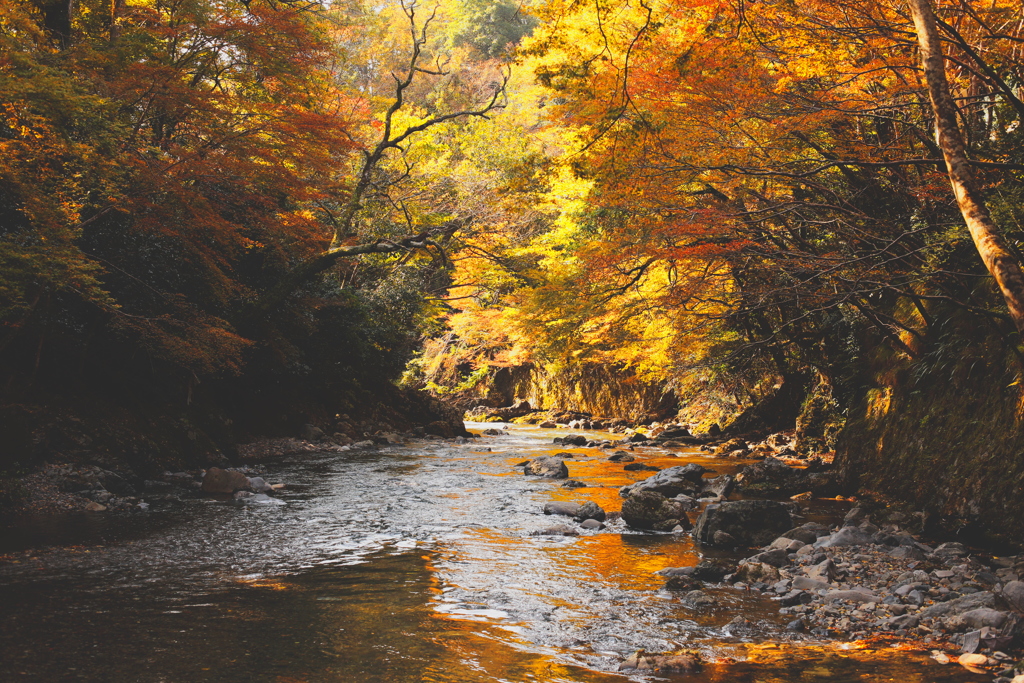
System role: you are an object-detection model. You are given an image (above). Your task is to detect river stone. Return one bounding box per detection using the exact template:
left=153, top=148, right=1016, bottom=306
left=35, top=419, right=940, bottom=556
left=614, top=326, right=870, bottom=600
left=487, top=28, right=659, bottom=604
left=532, top=524, right=579, bottom=536
left=544, top=501, right=581, bottom=517
left=619, top=464, right=709, bottom=498
left=524, top=457, right=569, bottom=479
left=1000, top=581, right=1024, bottom=612
left=920, top=591, right=996, bottom=618
left=561, top=479, right=587, bottom=489
left=792, top=576, right=831, bottom=591
left=692, top=500, right=794, bottom=547
left=691, top=559, right=735, bottom=582
left=575, top=500, right=606, bottom=522
left=826, top=589, right=879, bottom=604
left=701, top=475, right=734, bottom=498
left=782, top=523, right=830, bottom=544
left=202, top=467, right=250, bottom=493
left=621, top=490, right=690, bottom=531
left=580, top=519, right=605, bottom=530
left=682, top=590, right=717, bottom=608
left=554, top=434, right=587, bottom=446
left=608, top=451, right=634, bottom=462
left=247, top=476, right=273, bottom=493
left=619, top=651, right=701, bottom=674
left=951, top=608, right=1009, bottom=630
left=814, top=526, right=875, bottom=548
left=747, top=548, right=790, bottom=568
left=734, top=561, right=781, bottom=584
left=890, top=545, right=926, bottom=561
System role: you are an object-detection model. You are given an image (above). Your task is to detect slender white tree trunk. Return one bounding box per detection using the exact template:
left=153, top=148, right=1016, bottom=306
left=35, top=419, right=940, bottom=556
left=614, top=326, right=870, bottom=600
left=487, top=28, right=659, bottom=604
left=907, top=0, right=1024, bottom=334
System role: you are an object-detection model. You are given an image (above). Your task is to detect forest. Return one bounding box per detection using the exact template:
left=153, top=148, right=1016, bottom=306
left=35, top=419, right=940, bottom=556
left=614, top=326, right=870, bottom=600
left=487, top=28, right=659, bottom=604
left=3, top=0, right=1024, bottom=526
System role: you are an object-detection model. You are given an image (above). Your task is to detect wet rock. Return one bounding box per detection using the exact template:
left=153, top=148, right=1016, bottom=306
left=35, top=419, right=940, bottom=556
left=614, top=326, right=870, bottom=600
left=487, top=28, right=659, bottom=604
left=560, top=479, right=587, bottom=489
left=538, top=420, right=556, bottom=428
left=619, top=651, right=701, bottom=674
left=554, top=434, right=588, bottom=446
left=782, top=522, right=830, bottom=544
left=607, top=451, right=634, bottom=463
left=920, top=591, right=996, bottom=619
left=748, top=548, right=791, bottom=568
left=621, top=490, right=690, bottom=531
left=482, top=428, right=507, bottom=436
left=713, top=530, right=737, bottom=545
left=524, top=457, right=569, bottom=479
left=247, top=476, right=273, bottom=493
left=693, top=500, right=794, bottom=547
left=664, top=575, right=702, bottom=591
left=947, top=608, right=1009, bottom=631
left=201, top=467, right=250, bottom=494
left=786, top=617, right=806, bottom=632
left=532, top=525, right=579, bottom=536
left=692, top=559, right=735, bottom=582
left=682, top=590, right=717, bottom=608
left=735, top=561, right=781, bottom=583
left=674, top=494, right=699, bottom=511
left=735, top=457, right=834, bottom=496
left=619, top=464, right=709, bottom=498
left=580, top=519, right=605, bottom=530
left=543, top=501, right=581, bottom=517
left=623, top=462, right=660, bottom=472
left=574, top=501, right=606, bottom=523
left=890, top=614, right=920, bottom=629
left=701, top=475, right=734, bottom=498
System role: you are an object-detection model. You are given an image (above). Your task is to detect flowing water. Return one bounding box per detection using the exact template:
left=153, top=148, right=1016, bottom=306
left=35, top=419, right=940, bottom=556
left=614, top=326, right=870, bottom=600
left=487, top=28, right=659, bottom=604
left=0, top=424, right=979, bottom=682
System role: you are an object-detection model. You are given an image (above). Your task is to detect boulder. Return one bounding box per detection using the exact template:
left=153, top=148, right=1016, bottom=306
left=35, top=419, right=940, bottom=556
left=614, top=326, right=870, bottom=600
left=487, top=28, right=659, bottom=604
left=623, top=462, right=659, bottom=472
left=692, top=500, right=794, bottom=547
left=575, top=501, right=606, bottom=522
left=792, top=576, right=831, bottom=591
left=700, top=475, right=734, bottom=498
left=1000, top=581, right=1024, bottom=613
left=814, top=527, right=876, bottom=548
left=524, top=457, right=569, bottom=479
left=543, top=501, right=581, bottom=517
left=554, top=434, right=588, bottom=446
left=735, top=457, right=834, bottom=496
left=920, top=591, right=996, bottom=619
left=538, top=420, right=557, bottom=428
left=619, top=464, right=709, bottom=498
left=734, top=561, right=781, bottom=583
left=580, top=519, right=605, bottom=530
left=201, top=467, right=250, bottom=493
left=889, top=545, right=926, bottom=561
left=621, top=490, right=691, bottom=531
left=300, top=423, right=324, bottom=441
left=949, top=608, right=1009, bottom=631
left=781, top=522, right=830, bottom=544
left=607, top=451, right=634, bottom=462
left=691, top=559, right=735, bottom=582
left=247, top=476, right=273, bottom=493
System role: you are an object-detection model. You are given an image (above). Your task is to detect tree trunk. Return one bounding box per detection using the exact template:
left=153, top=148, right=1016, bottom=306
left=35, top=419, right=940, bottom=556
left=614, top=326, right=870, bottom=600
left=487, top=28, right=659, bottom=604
left=907, top=0, right=1024, bottom=334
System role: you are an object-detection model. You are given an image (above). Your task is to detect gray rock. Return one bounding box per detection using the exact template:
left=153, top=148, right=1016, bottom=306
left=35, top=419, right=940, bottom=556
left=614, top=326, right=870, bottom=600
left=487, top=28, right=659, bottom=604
left=713, top=530, right=737, bottom=545
left=826, top=589, right=879, bottom=604
left=555, top=434, right=588, bottom=446
left=580, top=519, right=605, bottom=530
left=674, top=494, right=699, bottom=510
left=954, top=608, right=1009, bottom=630
left=575, top=500, right=606, bottom=522
left=607, top=451, right=634, bottom=462
left=920, top=591, right=996, bottom=618
left=621, top=490, right=690, bottom=531
left=561, top=479, right=587, bottom=489
left=544, top=501, right=582, bottom=517
left=889, top=545, right=926, bottom=561
left=691, top=559, right=735, bottom=582
left=247, top=476, right=273, bottom=493
left=692, top=500, right=794, bottom=547
left=905, top=590, right=925, bottom=606
left=792, top=576, right=831, bottom=591
left=524, top=457, right=569, bottom=479
left=532, top=524, right=579, bottom=536
left=782, top=523, right=829, bottom=545
left=786, top=617, right=806, bottom=632
left=682, top=590, right=717, bottom=608
left=814, top=527, right=875, bottom=548
left=735, top=561, right=781, bottom=583
left=619, top=464, right=709, bottom=498
left=934, top=542, right=969, bottom=557
left=890, top=614, right=920, bottom=629
left=807, top=558, right=838, bottom=583
left=748, top=548, right=790, bottom=568
left=701, top=475, right=734, bottom=498
left=1000, top=580, right=1024, bottom=613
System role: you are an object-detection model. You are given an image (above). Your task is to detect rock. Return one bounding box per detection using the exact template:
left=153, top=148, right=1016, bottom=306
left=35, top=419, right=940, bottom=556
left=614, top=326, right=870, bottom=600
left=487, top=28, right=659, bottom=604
left=201, top=467, right=250, bottom=493
left=482, top=428, right=506, bottom=436
left=607, top=451, right=634, bottom=462
left=532, top=525, right=579, bottom=536
left=890, top=545, right=926, bottom=561
left=748, top=548, right=791, bottom=568
left=920, top=591, right=996, bottom=619
left=769, top=537, right=806, bottom=552
left=538, top=420, right=557, bottom=428
left=701, top=475, right=734, bottom=498
left=735, top=457, right=834, bottom=496
left=665, top=574, right=702, bottom=591
left=814, top=527, right=875, bottom=548
left=786, top=617, right=806, bottom=632
left=682, top=590, right=717, bottom=608
left=935, top=542, right=969, bottom=558
left=561, top=479, right=587, bottom=489
left=575, top=500, right=606, bottom=522
left=707, top=530, right=734, bottom=546
left=890, top=614, right=920, bottom=629
left=735, top=562, right=781, bottom=583
left=543, top=501, right=582, bottom=517
left=781, top=523, right=829, bottom=545
left=792, top=576, right=831, bottom=591
left=619, top=464, right=709, bottom=498
left=1000, top=581, right=1024, bottom=612
left=554, top=434, right=588, bottom=446
left=623, top=462, right=660, bottom=472
left=619, top=651, right=701, bottom=674
left=84, top=501, right=106, bottom=512
left=621, top=490, right=690, bottom=531
left=707, top=423, right=722, bottom=436
left=807, top=558, right=838, bottom=582
left=300, top=423, right=324, bottom=441
left=693, top=500, right=794, bottom=547
left=826, top=589, right=879, bottom=604
left=580, top=519, right=605, bottom=530
left=524, top=457, right=569, bottom=479
left=692, top=559, right=735, bottom=582
left=948, top=608, right=1009, bottom=630
left=97, top=470, right=136, bottom=496
left=247, top=476, right=273, bottom=493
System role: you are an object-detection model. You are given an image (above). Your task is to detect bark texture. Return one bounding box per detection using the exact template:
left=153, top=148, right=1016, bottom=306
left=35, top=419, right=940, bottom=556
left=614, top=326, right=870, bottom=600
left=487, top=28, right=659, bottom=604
left=907, top=0, right=1024, bottom=333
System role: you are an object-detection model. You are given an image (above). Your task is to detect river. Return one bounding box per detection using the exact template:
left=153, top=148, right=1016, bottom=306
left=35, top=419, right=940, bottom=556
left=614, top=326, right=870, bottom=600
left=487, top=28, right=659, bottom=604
left=0, top=423, right=979, bottom=681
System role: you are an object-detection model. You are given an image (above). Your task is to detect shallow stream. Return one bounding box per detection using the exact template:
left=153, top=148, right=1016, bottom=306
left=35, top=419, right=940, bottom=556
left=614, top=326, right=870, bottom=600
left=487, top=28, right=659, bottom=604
left=0, top=424, right=980, bottom=681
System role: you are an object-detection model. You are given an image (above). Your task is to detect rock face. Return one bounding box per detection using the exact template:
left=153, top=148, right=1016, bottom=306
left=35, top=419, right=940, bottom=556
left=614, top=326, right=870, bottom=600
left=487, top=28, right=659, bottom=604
left=201, top=467, right=250, bottom=493
left=692, top=500, right=794, bottom=546
left=619, top=464, right=708, bottom=498
left=621, top=490, right=691, bottom=531
left=524, top=457, right=569, bottom=479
